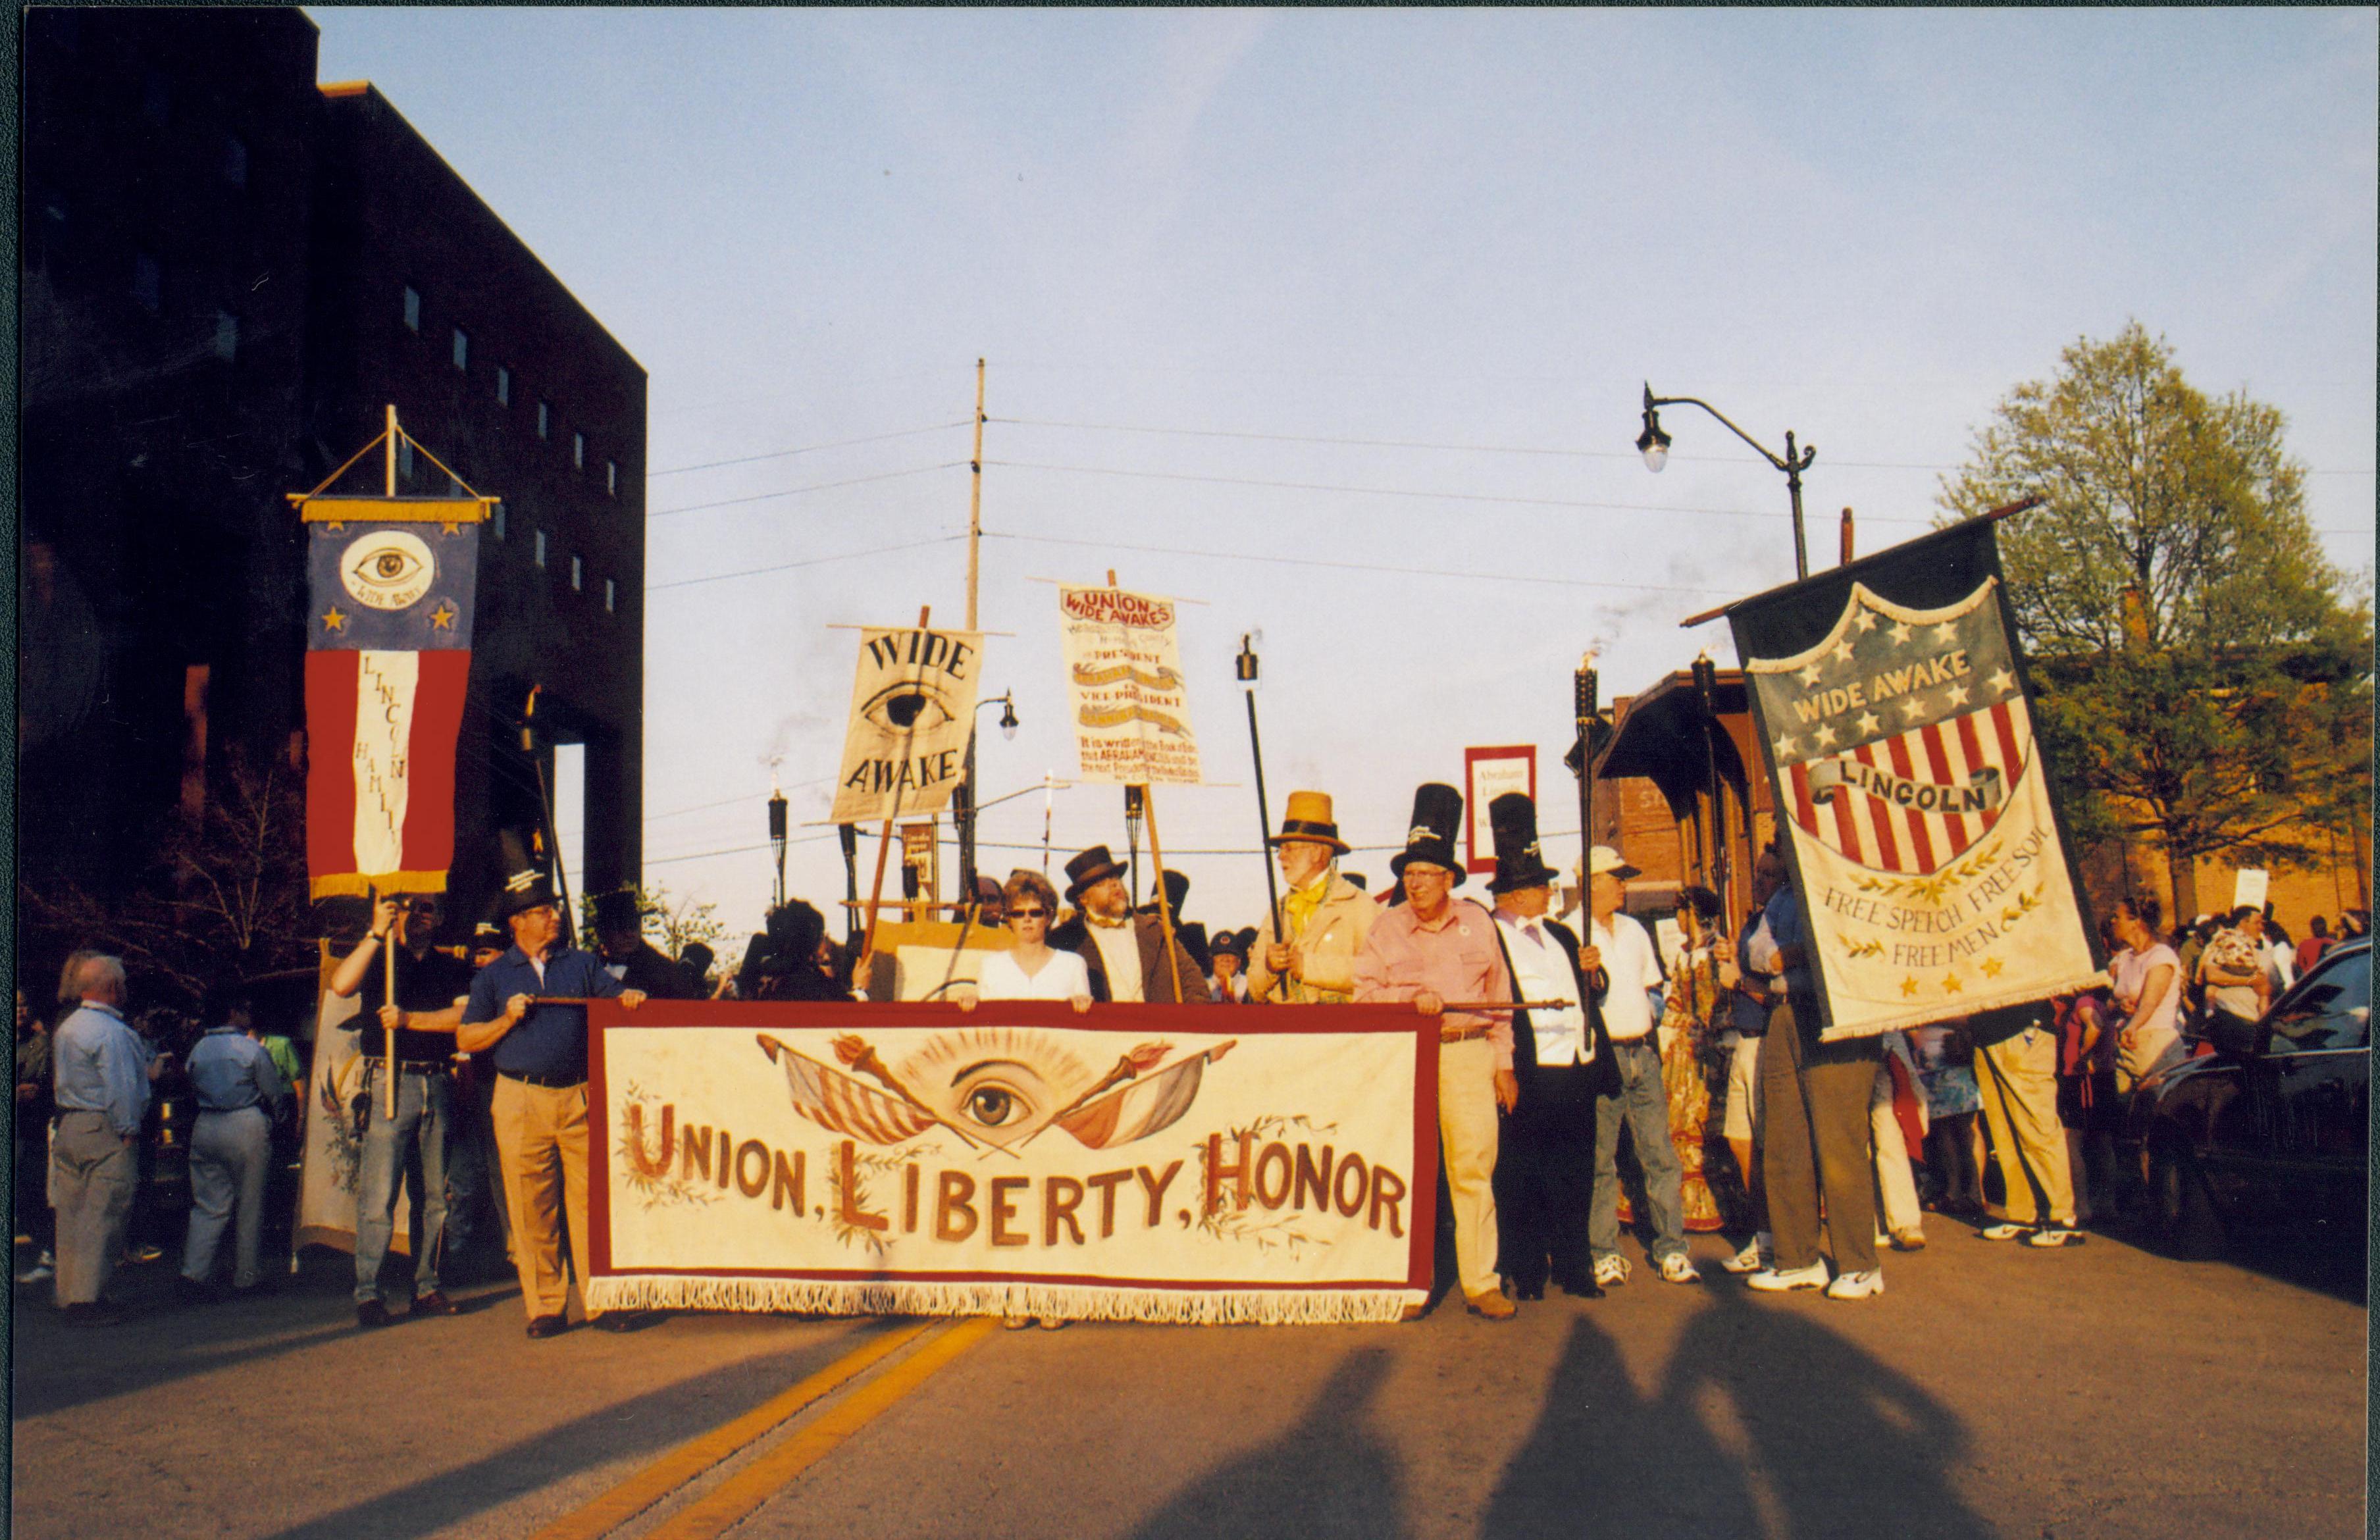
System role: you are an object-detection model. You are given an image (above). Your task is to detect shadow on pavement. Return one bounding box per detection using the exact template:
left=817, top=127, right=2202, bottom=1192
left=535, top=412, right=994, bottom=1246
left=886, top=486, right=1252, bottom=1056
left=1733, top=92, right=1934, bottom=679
left=1129, top=1349, right=1409, bottom=1540
left=253, top=1329, right=875, bottom=1540
left=1487, top=1285, right=1992, bottom=1540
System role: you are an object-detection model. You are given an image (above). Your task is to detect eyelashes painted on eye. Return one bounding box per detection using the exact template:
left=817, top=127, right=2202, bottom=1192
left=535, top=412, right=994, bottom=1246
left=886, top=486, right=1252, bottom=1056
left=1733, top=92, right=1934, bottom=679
left=355, top=548, right=425, bottom=586
left=858, top=682, right=956, bottom=736
left=337, top=529, right=437, bottom=611
left=958, top=1079, right=1034, bottom=1129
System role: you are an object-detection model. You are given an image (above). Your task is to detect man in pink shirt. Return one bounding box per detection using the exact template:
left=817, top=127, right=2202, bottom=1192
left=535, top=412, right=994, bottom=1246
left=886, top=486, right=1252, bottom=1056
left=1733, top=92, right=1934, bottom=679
left=1354, top=784, right=1519, bottom=1319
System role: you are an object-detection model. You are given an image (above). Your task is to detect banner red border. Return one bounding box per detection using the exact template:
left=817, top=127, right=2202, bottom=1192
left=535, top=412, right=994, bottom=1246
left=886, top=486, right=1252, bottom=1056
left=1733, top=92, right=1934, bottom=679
left=582, top=1000, right=1440, bottom=1300
left=1462, top=744, right=1537, bottom=875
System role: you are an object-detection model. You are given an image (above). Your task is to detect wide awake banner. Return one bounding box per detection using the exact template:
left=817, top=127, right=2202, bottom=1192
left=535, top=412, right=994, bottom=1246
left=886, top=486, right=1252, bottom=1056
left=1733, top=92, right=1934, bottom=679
left=1059, top=586, right=1201, bottom=785
left=827, top=625, right=985, bottom=826
left=584, top=1000, right=1436, bottom=1324
left=1724, top=516, right=2101, bottom=1039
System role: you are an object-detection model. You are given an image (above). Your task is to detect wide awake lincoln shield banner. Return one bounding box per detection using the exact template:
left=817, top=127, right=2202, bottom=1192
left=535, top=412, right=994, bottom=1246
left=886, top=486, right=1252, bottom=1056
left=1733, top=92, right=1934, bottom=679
left=1060, top=586, right=1201, bottom=785
left=302, top=496, right=489, bottom=898
left=1724, top=517, right=2100, bottom=1038
left=583, top=1001, right=1436, bottom=1324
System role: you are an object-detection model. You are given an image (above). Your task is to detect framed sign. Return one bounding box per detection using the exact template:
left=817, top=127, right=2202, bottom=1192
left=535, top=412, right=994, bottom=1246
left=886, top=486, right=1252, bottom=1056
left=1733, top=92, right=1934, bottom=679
left=1462, top=746, right=1536, bottom=875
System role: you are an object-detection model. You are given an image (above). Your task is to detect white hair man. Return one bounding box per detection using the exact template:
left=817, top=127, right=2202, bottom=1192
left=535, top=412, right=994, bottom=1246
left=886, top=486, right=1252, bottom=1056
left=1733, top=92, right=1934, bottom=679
left=48, top=953, right=149, bottom=1324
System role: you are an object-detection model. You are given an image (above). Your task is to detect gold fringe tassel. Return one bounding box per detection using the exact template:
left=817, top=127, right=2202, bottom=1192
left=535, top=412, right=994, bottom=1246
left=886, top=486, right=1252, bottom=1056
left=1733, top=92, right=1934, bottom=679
left=582, top=1275, right=1422, bottom=1326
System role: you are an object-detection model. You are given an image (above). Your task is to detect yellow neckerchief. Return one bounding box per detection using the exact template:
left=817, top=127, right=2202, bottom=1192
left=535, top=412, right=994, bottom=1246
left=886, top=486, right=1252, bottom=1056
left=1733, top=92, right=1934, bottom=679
left=1274, top=867, right=1345, bottom=1003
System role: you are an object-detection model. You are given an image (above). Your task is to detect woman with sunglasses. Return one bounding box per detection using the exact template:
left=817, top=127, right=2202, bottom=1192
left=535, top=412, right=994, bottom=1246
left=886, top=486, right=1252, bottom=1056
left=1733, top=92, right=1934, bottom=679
left=957, top=869, right=1093, bottom=1014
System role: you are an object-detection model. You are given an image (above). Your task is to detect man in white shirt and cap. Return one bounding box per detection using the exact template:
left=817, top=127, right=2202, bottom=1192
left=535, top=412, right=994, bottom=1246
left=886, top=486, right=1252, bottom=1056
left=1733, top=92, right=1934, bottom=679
left=1485, top=794, right=1617, bottom=1300
left=1581, top=845, right=1697, bottom=1287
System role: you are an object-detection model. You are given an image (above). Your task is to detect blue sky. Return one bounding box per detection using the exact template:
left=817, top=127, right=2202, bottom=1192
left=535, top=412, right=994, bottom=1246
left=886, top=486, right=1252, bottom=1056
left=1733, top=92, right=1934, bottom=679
left=313, top=7, right=2377, bottom=937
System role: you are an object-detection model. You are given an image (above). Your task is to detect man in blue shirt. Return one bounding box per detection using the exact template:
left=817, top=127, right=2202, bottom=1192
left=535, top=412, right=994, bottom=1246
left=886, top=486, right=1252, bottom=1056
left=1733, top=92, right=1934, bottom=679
left=460, top=867, right=646, bottom=1338
left=177, top=985, right=292, bottom=1295
left=49, top=954, right=149, bottom=1323
left=1745, top=845, right=1886, bottom=1300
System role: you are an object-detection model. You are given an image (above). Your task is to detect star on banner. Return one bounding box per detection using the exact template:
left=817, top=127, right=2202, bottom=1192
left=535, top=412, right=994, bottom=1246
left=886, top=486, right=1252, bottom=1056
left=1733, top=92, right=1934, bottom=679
left=1887, top=620, right=1913, bottom=644
left=1900, top=976, right=1921, bottom=998
left=440, top=521, right=462, bottom=537
left=1798, top=662, right=1824, bottom=688
left=321, top=607, right=348, bottom=633
left=1932, top=623, right=1959, bottom=644
left=1986, top=667, right=2016, bottom=696
left=1855, top=711, right=1881, bottom=736
left=1830, top=638, right=1856, bottom=665
left=1941, top=973, right=1964, bottom=995
left=1812, top=723, right=1838, bottom=749
left=1772, top=734, right=1799, bottom=758
left=1898, top=694, right=1928, bottom=721
left=1853, top=610, right=1878, bottom=634
left=1944, top=682, right=1971, bottom=707
left=1980, top=957, right=2005, bottom=978
left=429, top=600, right=458, bottom=631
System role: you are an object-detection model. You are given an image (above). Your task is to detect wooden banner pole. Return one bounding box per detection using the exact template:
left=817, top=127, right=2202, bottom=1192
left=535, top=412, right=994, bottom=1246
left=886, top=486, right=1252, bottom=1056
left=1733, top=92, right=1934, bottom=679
left=1139, top=784, right=1188, bottom=1002
left=380, top=888, right=399, bottom=1121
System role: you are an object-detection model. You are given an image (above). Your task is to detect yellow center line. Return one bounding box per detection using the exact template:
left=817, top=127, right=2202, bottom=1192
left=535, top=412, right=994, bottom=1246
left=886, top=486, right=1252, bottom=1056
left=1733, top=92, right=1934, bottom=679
left=527, top=1319, right=935, bottom=1540
left=644, top=1316, right=1002, bottom=1540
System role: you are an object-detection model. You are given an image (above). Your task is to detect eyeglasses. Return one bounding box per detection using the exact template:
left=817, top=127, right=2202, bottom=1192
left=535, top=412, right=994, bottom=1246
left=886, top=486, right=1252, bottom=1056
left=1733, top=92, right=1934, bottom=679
left=1008, top=908, right=1048, bottom=921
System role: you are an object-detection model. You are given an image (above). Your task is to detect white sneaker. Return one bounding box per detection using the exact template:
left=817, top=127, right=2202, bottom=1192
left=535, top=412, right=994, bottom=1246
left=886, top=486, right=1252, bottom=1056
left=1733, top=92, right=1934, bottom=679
left=1745, top=1261, right=1828, bottom=1292
left=15, top=1262, right=53, bottom=1285
left=1824, top=1268, right=1885, bottom=1300
left=1720, top=1233, right=1771, bottom=1275
left=2023, top=1225, right=2087, bottom=1249
left=1657, top=1253, right=1702, bottom=1285
left=1591, top=1254, right=1630, bottom=1287
left=1978, top=1222, right=2034, bottom=1242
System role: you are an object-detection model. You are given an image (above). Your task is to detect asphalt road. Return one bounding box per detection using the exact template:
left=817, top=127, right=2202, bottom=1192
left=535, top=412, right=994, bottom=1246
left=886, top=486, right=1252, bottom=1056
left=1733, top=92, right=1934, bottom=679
left=9, top=1225, right=2365, bottom=1540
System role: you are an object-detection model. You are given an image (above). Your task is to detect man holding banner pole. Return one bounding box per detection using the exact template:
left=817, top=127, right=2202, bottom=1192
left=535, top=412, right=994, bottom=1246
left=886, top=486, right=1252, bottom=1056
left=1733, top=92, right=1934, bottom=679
left=1247, top=792, right=1375, bottom=1006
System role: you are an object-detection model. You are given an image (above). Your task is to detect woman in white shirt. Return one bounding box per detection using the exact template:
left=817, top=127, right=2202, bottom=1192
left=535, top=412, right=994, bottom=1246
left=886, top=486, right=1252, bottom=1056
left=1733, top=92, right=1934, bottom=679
left=959, top=869, right=1093, bottom=1012
left=2109, top=897, right=2183, bottom=1088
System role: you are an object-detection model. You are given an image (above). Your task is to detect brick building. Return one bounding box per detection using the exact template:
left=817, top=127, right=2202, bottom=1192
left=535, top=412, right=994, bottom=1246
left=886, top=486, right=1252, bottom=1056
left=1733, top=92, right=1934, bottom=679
left=20, top=8, right=644, bottom=933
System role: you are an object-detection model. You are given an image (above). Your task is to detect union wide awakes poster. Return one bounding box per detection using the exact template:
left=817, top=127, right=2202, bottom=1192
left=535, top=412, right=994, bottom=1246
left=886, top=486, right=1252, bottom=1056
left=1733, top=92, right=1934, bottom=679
left=1722, top=515, right=2101, bottom=1039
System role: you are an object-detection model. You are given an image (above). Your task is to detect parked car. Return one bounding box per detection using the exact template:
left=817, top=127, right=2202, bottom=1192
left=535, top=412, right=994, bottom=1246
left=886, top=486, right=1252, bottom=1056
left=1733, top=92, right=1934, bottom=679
left=2126, top=938, right=2368, bottom=1257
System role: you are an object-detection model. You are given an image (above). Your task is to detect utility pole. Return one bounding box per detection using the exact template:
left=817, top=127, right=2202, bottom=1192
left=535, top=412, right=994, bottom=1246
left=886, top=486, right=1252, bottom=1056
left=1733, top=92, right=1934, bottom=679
left=959, top=360, right=987, bottom=904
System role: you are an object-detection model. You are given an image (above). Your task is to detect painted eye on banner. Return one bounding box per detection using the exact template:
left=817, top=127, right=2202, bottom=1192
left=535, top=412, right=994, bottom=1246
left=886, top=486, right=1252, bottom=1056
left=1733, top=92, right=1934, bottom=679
left=962, top=1081, right=1029, bottom=1129
left=340, top=530, right=436, bottom=611
left=860, top=682, right=955, bottom=736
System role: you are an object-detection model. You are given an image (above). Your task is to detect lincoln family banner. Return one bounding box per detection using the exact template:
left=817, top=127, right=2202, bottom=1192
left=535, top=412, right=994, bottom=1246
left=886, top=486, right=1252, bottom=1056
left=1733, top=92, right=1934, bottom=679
left=301, top=496, right=490, bottom=898
left=1059, top=586, right=1201, bottom=785
left=827, top=625, right=985, bottom=826
left=1724, top=516, right=2101, bottom=1039
left=582, top=1001, right=1437, bottom=1324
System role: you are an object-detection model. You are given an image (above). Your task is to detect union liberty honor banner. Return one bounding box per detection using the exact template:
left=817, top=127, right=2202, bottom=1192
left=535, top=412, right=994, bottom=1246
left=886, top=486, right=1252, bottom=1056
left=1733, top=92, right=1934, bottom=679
left=1059, top=586, right=1201, bottom=784
left=301, top=496, right=489, bottom=898
left=582, top=1002, right=1437, bottom=1324
left=827, top=625, right=985, bottom=825
left=1724, top=517, right=2099, bottom=1039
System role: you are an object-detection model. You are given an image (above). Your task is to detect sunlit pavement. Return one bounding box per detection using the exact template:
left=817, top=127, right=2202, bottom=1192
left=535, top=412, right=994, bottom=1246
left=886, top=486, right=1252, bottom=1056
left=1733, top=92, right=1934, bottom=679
left=9, top=1225, right=2364, bottom=1540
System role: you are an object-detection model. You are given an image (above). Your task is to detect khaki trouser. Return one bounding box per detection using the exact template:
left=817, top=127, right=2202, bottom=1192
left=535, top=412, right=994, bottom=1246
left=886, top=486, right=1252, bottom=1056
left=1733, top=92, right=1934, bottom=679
left=1869, top=1068, right=1923, bottom=1240
left=1759, top=1001, right=1881, bottom=1275
left=1975, top=1027, right=2074, bottom=1227
left=1438, top=1037, right=1501, bottom=1300
left=492, top=1076, right=599, bottom=1321
left=51, top=1110, right=138, bottom=1306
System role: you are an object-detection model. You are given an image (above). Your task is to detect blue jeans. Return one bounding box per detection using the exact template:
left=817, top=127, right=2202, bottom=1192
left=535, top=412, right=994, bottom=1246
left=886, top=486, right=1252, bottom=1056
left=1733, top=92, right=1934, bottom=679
left=355, top=1067, right=452, bottom=1303
left=1589, top=1037, right=1688, bottom=1264
left=182, top=1106, right=271, bottom=1289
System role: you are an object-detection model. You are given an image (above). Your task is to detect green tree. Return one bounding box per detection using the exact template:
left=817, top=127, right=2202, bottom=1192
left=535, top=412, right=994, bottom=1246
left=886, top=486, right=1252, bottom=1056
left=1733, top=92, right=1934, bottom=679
left=576, top=880, right=731, bottom=959
left=1939, top=321, right=2372, bottom=922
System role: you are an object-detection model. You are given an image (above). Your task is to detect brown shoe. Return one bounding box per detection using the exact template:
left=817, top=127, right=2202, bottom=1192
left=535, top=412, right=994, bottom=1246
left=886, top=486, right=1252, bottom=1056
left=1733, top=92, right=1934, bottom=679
left=1465, top=1289, right=1516, bottom=1320
left=411, top=1289, right=461, bottom=1317
left=356, top=1299, right=393, bottom=1330
left=525, top=1313, right=570, bottom=1339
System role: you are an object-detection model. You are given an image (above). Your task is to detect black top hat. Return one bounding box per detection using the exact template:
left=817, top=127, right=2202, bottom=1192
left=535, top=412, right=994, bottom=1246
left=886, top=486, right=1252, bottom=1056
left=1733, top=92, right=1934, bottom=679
left=592, top=888, right=645, bottom=934
left=1064, top=844, right=1131, bottom=901
left=1389, top=783, right=1466, bottom=886
left=494, top=830, right=559, bottom=921
left=1487, top=792, right=1561, bottom=894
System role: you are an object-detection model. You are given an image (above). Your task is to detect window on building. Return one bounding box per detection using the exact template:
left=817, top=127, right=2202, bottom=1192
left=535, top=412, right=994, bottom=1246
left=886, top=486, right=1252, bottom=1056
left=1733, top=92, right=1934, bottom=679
left=492, top=500, right=507, bottom=540
left=496, top=366, right=510, bottom=406
left=141, top=70, right=170, bottom=126
left=452, top=328, right=469, bottom=371
left=604, top=578, right=617, bottom=613
left=536, top=401, right=550, bottom=439
left=606, top=461, right=618, bottom=497
left=396, top=436, right=415, bottom=481
left=403, top=286, right=421, bottom=332
left=570, top=555, right=583, bottom=592
left=534, top=529, right=546, bottom=567
left=131, top=251, right=161, bottom=313
left=223, top=135, right=248, bottom=189
left=213, top=309, right=238, bottom=361
left=573, top=432, right=585, bottom=470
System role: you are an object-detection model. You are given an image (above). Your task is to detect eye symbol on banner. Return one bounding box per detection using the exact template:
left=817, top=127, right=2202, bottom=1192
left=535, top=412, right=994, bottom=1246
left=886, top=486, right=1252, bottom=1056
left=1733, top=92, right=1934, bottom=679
left=860, top=682, right=956, bottom=736
left=340, top=530, right=436, bottom=611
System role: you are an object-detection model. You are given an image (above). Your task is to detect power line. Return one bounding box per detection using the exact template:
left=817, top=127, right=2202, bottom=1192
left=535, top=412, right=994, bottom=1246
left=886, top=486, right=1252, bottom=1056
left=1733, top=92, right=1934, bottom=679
left=646, top=533, right=966, bottom=593
left=649, top=461, right=966, bottom=519
left=644, top=775, right=836, bottom=824
left=983, top=529, right=1738, bottom=597
left=648, top=421, right=971, bottom=478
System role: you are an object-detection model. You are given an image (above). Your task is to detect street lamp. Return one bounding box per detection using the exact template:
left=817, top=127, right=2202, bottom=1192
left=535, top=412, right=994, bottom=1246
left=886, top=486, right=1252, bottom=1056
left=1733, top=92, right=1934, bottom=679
left=766, top=786, right=789, bottom=909
left=956, top=690, right=1020, bottom=908
left=1638, top=383, right=1817, bottom=580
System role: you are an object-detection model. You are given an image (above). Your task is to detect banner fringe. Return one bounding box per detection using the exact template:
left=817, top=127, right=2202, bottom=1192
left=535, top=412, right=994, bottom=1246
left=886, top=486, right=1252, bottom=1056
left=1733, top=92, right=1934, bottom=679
left=584, top=1275, right=1421, bottom=1326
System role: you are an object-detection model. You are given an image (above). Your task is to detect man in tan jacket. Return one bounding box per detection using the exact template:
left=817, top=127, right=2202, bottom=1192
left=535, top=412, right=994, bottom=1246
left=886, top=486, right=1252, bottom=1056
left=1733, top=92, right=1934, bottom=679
left=1248, top=790, right=1378, bottom=1004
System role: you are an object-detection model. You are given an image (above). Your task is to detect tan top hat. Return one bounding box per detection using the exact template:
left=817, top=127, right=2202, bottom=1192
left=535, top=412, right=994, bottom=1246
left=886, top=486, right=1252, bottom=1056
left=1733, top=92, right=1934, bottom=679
left=1270, top=790, right=1351, bottom=855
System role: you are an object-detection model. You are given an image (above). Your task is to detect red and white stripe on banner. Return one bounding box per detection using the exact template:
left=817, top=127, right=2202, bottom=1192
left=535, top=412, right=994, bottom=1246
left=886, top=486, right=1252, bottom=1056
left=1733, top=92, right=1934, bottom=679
left=1787, top=700, right=2029, bottom=876
left=304, top=648, right=471, bottom=897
